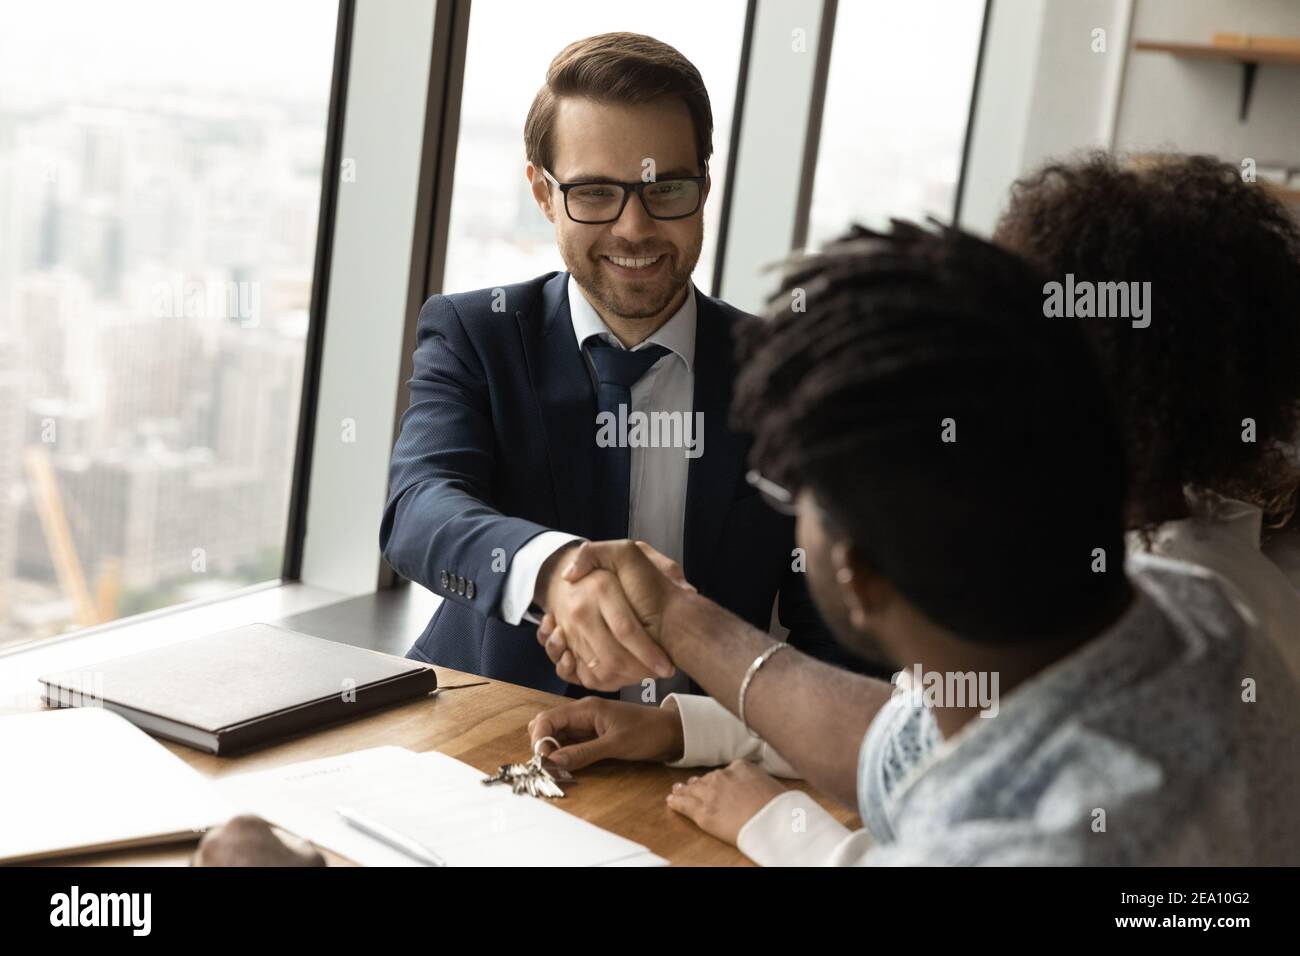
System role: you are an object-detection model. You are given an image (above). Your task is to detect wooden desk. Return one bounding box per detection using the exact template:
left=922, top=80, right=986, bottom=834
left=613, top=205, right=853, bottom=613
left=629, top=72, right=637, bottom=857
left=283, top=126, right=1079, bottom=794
left=38, top=667, right=860, bottom=867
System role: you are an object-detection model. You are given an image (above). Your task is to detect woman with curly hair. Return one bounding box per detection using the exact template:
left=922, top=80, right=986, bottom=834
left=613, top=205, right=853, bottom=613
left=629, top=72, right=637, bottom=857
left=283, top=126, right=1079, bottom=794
left=995, top=152, right=1300, bottom=674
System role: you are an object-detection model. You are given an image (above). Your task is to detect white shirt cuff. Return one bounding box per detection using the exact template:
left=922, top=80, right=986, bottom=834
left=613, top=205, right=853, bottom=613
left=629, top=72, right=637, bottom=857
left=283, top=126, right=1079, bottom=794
left=662, top=693, right=798, bottom=778
left=500, top=532, right=584, bottom=625
left=736, top=790, right=872, bottom=866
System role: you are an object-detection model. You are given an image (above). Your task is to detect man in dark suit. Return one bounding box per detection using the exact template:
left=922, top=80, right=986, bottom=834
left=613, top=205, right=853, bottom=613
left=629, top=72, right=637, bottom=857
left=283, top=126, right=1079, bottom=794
left=380, top=32, right=857, bottom=698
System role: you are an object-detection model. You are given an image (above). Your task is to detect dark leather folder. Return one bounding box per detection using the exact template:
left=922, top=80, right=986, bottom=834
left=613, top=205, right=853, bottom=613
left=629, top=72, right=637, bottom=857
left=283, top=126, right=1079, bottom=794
left=39, top=623, right=439, bottom=754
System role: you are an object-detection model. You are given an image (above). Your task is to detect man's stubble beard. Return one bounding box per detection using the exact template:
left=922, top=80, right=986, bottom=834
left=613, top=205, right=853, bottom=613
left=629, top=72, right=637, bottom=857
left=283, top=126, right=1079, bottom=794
left=561, top=221, right=704, bottom=322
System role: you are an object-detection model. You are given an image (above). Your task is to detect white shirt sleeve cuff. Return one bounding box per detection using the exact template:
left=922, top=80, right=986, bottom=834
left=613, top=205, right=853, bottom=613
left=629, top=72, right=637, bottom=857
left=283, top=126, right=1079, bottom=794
left=736, top=790, right=871, bottom=866
left=499, top=532, right=584, bottom=625
left=663, top=693, right=799, bottom=778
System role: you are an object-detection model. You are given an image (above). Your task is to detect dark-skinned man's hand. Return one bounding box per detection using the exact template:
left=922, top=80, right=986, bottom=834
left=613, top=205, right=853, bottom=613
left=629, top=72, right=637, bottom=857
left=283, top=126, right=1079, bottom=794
left=537, top=540, right=694, bottom=687
left=531, top=540, right=676, bottom=691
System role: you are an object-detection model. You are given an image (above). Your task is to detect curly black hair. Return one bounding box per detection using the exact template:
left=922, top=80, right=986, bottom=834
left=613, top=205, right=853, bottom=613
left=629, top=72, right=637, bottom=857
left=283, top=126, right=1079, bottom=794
left=730, top=220, right=1131, bottom=643
left=994, top=151, right=1300, bottom=533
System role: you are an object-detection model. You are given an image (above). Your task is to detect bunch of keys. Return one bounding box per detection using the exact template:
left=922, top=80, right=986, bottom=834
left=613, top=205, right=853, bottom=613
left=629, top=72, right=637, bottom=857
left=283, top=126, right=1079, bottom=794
left=481, top=736, right=574, bottom=799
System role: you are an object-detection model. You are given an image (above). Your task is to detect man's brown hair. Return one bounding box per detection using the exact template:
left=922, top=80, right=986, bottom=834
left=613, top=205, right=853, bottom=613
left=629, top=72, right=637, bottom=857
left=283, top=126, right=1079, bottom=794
left=524, top=32, right=714, bottom=176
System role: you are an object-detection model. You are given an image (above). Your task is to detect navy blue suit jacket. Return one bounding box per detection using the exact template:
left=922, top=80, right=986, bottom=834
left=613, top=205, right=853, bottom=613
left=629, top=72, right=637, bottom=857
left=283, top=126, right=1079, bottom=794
left=380, top=271, right=857, bottom=695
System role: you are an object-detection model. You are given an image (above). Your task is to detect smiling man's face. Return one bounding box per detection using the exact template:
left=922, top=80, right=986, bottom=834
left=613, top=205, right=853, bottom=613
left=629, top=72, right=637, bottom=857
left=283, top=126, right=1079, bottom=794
left=530, top=96, right=709, bottom=324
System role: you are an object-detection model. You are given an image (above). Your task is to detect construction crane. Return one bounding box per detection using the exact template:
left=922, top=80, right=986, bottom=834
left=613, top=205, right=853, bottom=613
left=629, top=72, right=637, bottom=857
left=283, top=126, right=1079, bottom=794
left=22, top=447, right=119, bottom=627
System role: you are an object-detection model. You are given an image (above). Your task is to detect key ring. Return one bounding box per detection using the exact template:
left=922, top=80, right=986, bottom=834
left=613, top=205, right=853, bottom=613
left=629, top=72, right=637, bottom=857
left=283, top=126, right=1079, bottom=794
left=533, top=736, right=560, bottom=758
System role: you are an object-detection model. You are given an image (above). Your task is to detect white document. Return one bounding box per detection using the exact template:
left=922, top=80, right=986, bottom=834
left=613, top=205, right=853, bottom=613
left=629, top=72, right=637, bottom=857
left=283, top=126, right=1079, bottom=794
left=0, top=707, right=232, bottom=863
left=218, top=746, right=666, bottom=867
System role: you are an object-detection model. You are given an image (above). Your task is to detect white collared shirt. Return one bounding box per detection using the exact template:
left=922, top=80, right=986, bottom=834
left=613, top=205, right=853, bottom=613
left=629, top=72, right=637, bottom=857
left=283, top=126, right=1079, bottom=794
left=500, top=276, right=697, bottom=703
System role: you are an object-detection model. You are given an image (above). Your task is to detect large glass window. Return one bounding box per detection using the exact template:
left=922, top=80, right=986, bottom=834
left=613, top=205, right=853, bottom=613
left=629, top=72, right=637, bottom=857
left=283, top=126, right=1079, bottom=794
left=0, top=0, right=339, bottom=647
left=807, top=0, right=985, bottom=247
left=442, top=1, right=747, bottom=296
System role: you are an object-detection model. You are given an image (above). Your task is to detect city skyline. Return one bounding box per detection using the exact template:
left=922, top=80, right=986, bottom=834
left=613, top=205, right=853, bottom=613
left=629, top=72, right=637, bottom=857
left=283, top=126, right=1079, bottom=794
left=0, top=10, right=337, bottom=647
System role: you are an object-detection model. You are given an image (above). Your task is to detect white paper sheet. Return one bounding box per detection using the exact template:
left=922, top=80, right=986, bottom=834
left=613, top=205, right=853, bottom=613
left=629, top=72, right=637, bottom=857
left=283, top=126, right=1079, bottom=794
left=0, top=708, right=232, bottom=862
left=218, top=745, right=666, bottom=867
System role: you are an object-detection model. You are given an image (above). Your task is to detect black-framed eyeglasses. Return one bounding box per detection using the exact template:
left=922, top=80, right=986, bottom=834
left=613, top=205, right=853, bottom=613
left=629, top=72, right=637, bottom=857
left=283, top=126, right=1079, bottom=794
left=541, top=167, right=706, bottom=224
left=747, top=468, right=845, bottom=544
left=746, top=469, right=800, bottom=516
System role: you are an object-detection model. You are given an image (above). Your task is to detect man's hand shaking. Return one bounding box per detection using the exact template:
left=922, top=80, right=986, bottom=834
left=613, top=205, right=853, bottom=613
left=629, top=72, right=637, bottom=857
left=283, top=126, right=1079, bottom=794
left=536, top=540, right=694, bottom=690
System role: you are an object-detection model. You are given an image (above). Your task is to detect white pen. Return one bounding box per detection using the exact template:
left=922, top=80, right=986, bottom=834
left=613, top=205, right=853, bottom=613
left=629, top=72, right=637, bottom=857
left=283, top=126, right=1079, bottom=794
left=336, top=805, right=448, bottom=867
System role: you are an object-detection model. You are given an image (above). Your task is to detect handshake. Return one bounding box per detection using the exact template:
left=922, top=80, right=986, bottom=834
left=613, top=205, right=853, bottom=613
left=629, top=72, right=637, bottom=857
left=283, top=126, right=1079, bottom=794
left=532, top=540, right=696, bottom=691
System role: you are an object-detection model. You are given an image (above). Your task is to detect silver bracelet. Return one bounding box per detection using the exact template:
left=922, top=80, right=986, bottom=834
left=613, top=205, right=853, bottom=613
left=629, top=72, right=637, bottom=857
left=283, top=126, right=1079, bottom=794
left=738, top=642, right=790, bottom=737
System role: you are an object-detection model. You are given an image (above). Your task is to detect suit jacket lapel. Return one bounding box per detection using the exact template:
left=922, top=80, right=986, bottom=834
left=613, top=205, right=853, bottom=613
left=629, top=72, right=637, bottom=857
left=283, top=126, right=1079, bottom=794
left=520, top=276, right=750, bottom=578
left=683, top=289, right=750, bottom=590
left=519, top=272, right=598, bottom=539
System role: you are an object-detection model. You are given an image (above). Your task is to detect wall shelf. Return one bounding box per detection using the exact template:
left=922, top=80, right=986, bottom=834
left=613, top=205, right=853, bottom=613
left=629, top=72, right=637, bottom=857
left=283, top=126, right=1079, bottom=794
left=1134, top=34, right=1300, bottom=120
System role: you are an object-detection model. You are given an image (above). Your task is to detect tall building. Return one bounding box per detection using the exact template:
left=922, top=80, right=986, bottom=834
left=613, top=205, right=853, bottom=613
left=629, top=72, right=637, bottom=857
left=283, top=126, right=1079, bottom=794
left=0, top=81, right=324, bottom=638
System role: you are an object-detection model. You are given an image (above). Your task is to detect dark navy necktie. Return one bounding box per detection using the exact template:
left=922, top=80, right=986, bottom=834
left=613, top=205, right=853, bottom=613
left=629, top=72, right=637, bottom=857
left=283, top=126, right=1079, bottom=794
left=586, top=337, right=670, bottom=541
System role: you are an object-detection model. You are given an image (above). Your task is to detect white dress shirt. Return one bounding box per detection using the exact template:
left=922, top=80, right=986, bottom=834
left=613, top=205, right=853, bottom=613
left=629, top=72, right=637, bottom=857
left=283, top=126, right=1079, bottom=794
left=500, top=274, right=698, bottom=703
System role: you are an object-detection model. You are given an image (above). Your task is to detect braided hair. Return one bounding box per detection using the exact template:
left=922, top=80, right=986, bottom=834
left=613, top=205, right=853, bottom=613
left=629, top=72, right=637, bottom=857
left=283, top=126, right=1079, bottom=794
left=731, top=221, right=1130, bottom=643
